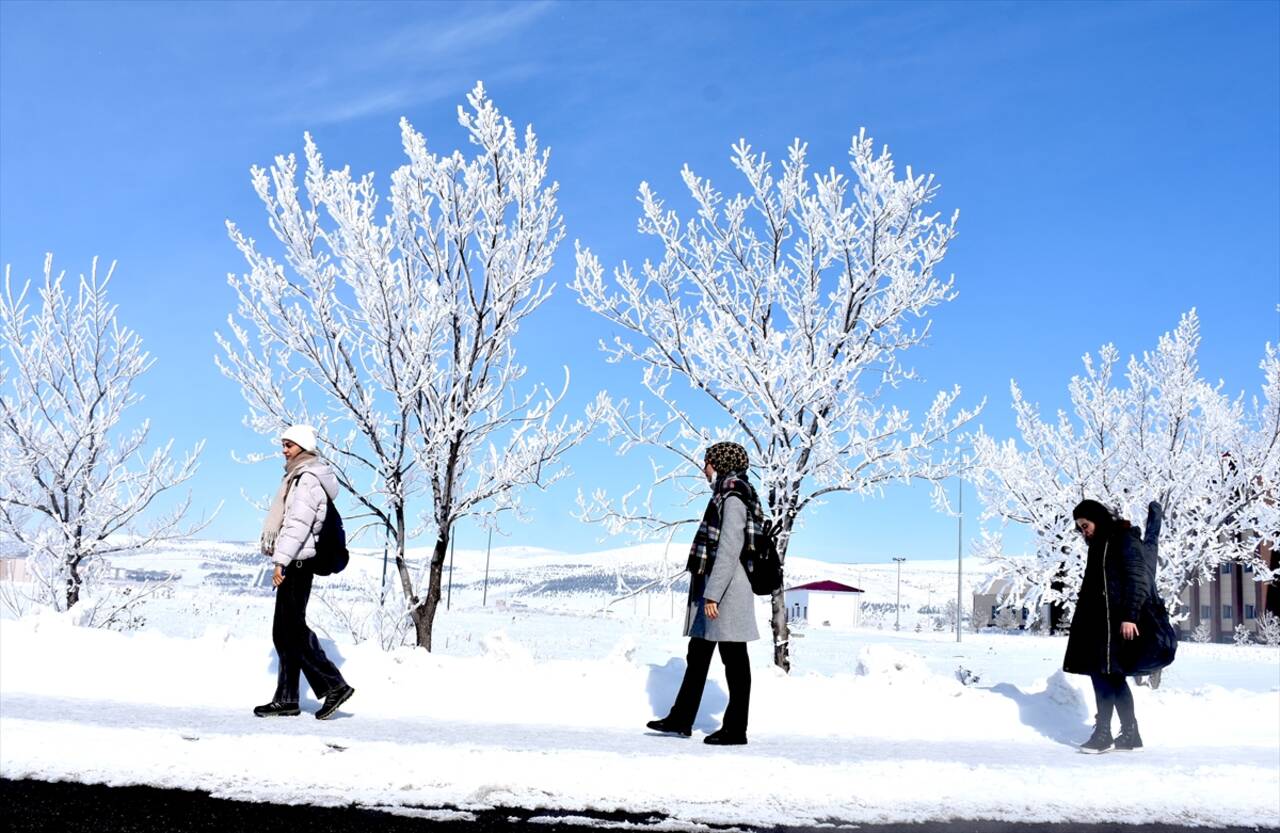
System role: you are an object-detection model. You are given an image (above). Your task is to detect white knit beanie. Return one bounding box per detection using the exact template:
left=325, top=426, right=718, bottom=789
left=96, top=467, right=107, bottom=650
left=280, top=424, right=318, bottom=452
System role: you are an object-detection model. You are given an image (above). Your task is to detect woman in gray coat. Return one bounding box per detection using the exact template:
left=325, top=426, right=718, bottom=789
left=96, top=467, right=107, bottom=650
left=647, top=441, right=760, bottom=745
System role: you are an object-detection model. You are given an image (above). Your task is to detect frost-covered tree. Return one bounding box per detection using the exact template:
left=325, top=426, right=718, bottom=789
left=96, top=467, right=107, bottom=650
left=573, top=132, right=979, bottom=670
left=219, top=84, right=588, bottom=650
left=0, top=255, right=206, bottom=611
left=970, top=311, right=1278, bottom=625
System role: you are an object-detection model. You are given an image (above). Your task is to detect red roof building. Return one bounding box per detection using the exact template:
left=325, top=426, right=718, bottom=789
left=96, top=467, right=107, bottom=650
left=785, top=580, right=865, bottom=628
left=786, top=580, right=864, bottom=593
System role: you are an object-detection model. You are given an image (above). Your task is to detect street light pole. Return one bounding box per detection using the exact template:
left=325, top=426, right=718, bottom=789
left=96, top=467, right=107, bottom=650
left=956, top=474, right=963, bottom=643
left=893, top=557, right=906, bottom=631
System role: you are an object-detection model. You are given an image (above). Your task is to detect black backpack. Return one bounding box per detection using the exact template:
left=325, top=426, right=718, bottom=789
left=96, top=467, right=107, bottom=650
left=296, top=473, right=349, bottom=576
left=741, top=517, right=784, bottom=596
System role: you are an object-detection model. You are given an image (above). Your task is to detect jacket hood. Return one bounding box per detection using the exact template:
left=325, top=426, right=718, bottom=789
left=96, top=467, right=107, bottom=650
left=296, top=458, right=340, bottom=501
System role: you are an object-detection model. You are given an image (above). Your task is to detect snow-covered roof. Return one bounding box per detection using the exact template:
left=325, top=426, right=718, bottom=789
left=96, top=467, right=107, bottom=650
left=0, top=540, right=29, bottom=559
left=786, top=580, right=864, bottom=593
left=976, top=576, right=1016, bottom=596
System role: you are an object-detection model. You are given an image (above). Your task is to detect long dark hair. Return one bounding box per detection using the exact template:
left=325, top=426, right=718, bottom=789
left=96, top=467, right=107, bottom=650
left=1072, top=499, right=1131, bottom=537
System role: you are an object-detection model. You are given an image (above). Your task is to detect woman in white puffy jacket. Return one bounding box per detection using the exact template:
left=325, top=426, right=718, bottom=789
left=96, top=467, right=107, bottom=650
left=254, top=425, right=354, bottom=720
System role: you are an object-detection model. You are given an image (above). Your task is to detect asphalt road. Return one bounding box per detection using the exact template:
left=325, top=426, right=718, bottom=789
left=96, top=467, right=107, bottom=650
left=3, top=778, right=1276, bottom=833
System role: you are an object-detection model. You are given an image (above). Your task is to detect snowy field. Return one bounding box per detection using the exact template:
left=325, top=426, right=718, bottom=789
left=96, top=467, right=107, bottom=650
left=1, top=541, right=1278, bottom=830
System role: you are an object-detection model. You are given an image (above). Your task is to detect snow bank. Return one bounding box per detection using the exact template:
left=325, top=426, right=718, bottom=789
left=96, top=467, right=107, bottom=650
left=2, top=612, right=1278, bottom=828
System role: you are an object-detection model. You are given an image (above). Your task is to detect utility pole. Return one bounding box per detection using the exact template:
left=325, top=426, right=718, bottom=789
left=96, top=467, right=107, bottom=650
left=893, top=557, right=906, bottom=631
left=482, top=527, right=492, bottom=606
left=957, top=474, right=964, bottom=643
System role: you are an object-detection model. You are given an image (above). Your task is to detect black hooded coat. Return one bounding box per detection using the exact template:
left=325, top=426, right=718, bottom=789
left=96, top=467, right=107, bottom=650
left=1063, top=505, right=1177, bottom=677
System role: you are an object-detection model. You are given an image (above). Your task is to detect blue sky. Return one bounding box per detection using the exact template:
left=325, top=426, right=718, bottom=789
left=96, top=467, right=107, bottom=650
left=1, top=1, right=1277, bottom=565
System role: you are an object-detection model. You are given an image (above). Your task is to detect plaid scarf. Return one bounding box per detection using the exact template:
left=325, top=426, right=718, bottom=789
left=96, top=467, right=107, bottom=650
left=687, top=473, right=767, bottom=576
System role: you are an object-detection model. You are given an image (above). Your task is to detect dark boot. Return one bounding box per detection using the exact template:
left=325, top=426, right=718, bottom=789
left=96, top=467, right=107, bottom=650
left=1079, top=720, right=1113, bottom=754
left=253, top=700, right=300, bottom=717
left=703, top=728, right=748, bottom=746
left=646, top=718, right=692, bottom=737
left=1114, top=721, right=1144, bottom=751
left=315, top=684, right=354, bottom=720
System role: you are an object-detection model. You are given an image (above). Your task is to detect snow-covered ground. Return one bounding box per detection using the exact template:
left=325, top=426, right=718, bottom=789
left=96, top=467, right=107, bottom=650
left=1, top=541, right=1278, bottom=829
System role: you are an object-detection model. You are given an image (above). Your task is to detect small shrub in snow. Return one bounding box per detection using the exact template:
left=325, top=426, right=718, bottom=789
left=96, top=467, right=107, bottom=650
left=1256, top=612, right=1280, bottom=646
left=1233, top=624, right=1253, bottom=646
left=1190, top=622, right=1212, bottom=643
left=994, top=606, right=1021, bottom=630
left=313, top=576, right=416, bottom=651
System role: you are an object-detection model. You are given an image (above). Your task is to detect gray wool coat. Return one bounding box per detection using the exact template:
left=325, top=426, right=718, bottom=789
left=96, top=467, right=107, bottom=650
left=684, top=495, right=761, bottom=643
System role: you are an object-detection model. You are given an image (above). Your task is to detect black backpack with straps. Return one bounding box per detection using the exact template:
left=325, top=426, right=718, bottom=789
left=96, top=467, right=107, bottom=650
left=294, top=471, right=349, bottom=576
left=714, top=475, right=784, bottom=595
left=741, top=518, right=784, bottom=595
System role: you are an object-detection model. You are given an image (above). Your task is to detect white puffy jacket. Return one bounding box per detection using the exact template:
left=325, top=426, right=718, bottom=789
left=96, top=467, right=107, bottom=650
left=272, top=459, right=340, bottom=567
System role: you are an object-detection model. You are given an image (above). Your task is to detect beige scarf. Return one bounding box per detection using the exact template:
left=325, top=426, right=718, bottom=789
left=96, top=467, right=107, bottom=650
left=260, top=451, right=316, bottom=555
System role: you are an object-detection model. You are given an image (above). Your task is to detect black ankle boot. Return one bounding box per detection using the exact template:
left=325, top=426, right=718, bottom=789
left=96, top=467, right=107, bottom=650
left=315, top=684, right=355, bottom=720
left=253, top=700, right=300, bottom=717
left=1079, top=720, right=1113, bottom=753
left=704, top=728, right=747, bottom=746
left=1114, top=721, right=1143, bottom=751
left=646, top=718, right=692, bottom=737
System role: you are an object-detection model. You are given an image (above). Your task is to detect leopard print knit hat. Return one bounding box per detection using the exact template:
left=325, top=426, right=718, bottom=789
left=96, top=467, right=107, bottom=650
left=704, top=441, right=749, bottom=476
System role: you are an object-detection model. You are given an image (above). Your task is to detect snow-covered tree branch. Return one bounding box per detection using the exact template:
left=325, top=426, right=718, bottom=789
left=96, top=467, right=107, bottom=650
left=573, top=132, right=980, bottom=671
left=0, top=255, right=208, bottom=611
left=970, top=310, right=1279, bottom=625
left=218, top=83, right=590, bottom=650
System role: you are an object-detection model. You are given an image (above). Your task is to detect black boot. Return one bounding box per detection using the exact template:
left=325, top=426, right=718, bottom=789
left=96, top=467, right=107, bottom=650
left=315, top=684, right=354, bottom=720
left=646, top=718, right=692, bottom=737
left=253, top=700, right=300, bottom=717
left=1079, top=720, right=1113, bottom=753
left=704, top=728, right=748, bottom=746
left=1114, top=721, right=1143, bottom=751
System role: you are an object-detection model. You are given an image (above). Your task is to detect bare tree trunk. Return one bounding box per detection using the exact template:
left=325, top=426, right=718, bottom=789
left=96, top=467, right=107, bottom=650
left=417, top=531, right=450, bottom=651
left=387, top=499, right=434, bottom=647
left=769, top=512, right=796, bottom=672
left=769, top=588, right=790, bottom=672
left=65, top=554, right=83, bottom=611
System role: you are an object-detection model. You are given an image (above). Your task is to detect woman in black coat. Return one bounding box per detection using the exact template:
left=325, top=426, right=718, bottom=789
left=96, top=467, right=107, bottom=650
left=1064, top=499, right=1175, bottom=753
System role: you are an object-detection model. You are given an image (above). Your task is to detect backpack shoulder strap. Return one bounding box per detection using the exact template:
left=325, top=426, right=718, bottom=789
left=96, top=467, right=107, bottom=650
left=291, top=469, right=336, bottom=507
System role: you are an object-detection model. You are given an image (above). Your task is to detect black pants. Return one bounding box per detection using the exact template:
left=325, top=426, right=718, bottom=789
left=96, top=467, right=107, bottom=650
left=666, top=637, right=751, bottom=735
left=272, top=562, right=345, bottom=704
left=1090, top=673, right=1135, bottom=728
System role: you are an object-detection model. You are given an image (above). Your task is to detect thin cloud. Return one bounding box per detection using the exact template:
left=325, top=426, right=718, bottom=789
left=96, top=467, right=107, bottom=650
left=371, top=1, right=557, bottom=69
left=264, top=1, right=557, bottom=127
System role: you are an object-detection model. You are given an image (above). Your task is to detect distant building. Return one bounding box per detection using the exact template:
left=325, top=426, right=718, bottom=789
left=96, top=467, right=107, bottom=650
left=785, top=580, right=864, bottom=629
left=972, top=576, right=1050, bottom=629
left=0, top=541, right=31, bottom=582
left=1178, top=539, right=1277, bottom=642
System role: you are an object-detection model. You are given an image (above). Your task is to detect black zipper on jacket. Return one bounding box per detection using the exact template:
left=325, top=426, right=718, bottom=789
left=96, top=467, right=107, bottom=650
left=1102, top=540, right=1112, bottom=670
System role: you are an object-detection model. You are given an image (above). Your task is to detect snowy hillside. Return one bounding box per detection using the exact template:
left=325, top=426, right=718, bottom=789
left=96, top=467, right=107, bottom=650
left=76, top=537, right=991, bottom=624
